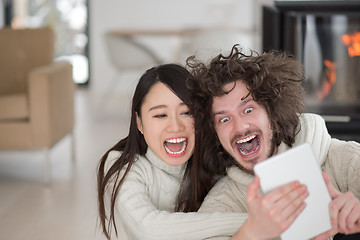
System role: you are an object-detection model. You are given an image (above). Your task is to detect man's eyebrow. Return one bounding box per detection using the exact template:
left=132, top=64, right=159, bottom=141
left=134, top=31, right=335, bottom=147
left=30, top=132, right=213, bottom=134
left=240, top=97, right=253, bottom=106
left=213, top=110, right=225, bottom=117
left=213, top=97, right=253, bottom=117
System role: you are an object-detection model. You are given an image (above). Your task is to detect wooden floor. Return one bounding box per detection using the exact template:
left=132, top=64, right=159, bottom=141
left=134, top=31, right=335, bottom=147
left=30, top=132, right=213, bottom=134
left=0, top=88, right=131, bottom=240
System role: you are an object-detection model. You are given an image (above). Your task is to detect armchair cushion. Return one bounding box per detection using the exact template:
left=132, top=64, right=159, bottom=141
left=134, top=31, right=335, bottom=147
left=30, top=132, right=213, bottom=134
left=0, top=27, right=54, bottom=95
left=0, top=93, right=29, bottom=120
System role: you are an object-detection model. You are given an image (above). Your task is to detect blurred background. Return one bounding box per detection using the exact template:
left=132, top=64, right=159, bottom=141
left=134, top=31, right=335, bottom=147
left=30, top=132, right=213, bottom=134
left=0, top=0, right=359, bottom=239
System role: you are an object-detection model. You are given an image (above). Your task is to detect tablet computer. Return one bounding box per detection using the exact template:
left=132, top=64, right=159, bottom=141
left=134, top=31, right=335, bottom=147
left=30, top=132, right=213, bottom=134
left=253, top=143, right=332, bottom=240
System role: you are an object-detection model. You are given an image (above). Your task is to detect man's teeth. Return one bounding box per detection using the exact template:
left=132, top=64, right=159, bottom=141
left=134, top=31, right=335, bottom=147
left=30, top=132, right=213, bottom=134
left=236, top=135, right=256, bottom=144
left=236, top=135, right=259, bottom=156
left=166, top=137, right=186, bottom=143
left=239, top=143, right=259, bottom=156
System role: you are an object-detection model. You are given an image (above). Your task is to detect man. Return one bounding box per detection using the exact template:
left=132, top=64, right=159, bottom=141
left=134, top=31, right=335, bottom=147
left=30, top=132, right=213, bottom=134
left=186, top=45, right=360, bottom=239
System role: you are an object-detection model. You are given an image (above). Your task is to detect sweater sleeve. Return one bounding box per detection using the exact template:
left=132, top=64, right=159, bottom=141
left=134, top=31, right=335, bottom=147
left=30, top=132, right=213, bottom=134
left=198, top=175, right=248, bottom=214
left=322, top=139, right=360, bottom=200
left=115, top=159, right=246, bottom=240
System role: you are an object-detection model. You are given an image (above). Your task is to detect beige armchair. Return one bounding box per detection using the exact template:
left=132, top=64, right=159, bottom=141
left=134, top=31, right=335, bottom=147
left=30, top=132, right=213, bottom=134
left=0, top=27, right=75, bottom=184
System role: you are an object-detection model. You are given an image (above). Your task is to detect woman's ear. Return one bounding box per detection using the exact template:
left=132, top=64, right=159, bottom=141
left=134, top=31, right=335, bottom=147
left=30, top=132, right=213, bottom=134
left=136, top=112, right=143, bottom=134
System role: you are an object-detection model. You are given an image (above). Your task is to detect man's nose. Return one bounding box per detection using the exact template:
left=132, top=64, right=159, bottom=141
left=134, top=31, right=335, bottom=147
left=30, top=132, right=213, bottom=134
left=232, top=116, right=250, bottom=133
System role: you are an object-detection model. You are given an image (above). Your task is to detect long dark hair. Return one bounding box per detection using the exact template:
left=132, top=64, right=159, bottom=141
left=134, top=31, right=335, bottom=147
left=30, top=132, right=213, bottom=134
left=97, top=64, right=193, bottom=239
left=178, top=45, right=306, bottom=210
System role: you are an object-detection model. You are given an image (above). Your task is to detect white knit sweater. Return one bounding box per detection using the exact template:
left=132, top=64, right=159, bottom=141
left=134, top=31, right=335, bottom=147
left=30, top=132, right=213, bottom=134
left=198, top=113, right=360, bottom=240
left=106, top=148, right=245, bottom=240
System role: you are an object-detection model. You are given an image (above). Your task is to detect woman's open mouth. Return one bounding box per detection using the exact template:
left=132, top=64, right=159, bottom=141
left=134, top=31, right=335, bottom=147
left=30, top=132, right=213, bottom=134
left=164, top=137, right=188, bottom=157
left=235, top=134, right=260, bottom=157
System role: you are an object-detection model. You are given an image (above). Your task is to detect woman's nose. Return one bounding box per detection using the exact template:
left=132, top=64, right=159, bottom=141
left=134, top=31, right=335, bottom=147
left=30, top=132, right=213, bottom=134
left=167, top=116, right=184, bottom=132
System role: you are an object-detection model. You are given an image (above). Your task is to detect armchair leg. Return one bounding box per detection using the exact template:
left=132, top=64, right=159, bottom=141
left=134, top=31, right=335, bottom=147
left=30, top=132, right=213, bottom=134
left=44, top=149, right=50, bottom=185
left=71, top=131, right=76, bottom=164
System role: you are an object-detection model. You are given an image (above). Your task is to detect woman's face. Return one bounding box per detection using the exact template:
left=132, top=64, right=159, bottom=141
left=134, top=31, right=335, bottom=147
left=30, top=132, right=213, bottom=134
left=136, top=82, right=195, bottom=166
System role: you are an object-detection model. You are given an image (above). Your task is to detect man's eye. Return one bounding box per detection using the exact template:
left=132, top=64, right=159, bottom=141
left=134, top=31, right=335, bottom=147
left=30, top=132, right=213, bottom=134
left=220, top=117, right=230, bottom=123
left=244, top=107, right=253, bottom=114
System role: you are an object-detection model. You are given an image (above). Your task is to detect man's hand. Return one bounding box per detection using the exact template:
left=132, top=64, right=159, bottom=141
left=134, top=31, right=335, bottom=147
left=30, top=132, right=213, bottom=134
left=315, top=172, right=360, bottom=240
left=236, top=176, right=308, bottom=240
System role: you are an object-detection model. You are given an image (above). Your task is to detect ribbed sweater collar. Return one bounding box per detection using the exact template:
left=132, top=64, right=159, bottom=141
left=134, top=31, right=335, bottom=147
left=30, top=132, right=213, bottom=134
left=145, top=148, right=186, bottom=177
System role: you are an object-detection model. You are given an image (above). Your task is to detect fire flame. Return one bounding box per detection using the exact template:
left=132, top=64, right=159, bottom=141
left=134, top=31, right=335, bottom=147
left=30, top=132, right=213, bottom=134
left=342, top=32, right=360, bottom=57
left=317, top=60, right=336, bottom=99
left=316, top=32, right=359, bottom=99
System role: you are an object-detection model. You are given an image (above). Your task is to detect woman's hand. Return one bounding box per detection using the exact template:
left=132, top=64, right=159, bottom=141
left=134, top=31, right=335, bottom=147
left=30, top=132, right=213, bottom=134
left=232, top=176, right=308, bottom=240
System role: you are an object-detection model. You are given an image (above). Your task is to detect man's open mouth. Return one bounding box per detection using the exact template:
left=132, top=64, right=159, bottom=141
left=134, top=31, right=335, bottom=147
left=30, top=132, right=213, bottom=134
left=235, top=134, right=260, bottom=156
left=164, top=137, right=188, bottom=156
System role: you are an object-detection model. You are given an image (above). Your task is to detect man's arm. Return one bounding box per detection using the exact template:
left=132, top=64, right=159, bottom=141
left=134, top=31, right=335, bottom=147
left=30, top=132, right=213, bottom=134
left=318, top=139, right=360, bottom=239
left=314, top=172, right=360, bottom=240
left=230, top=177, right=308, bottom=240
left=322, top=139, right=360, bottom=199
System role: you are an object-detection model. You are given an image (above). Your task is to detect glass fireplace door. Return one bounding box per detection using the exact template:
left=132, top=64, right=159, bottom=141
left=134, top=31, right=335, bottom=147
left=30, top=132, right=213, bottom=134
left=292, top=12, right=360, bottom=116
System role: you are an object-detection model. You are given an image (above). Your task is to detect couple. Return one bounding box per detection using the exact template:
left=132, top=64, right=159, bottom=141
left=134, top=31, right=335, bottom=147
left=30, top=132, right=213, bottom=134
left=97, top=45, right=360, bottom=240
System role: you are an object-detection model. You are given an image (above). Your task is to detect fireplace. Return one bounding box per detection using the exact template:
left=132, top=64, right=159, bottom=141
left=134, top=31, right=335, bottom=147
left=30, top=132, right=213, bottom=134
left=263, top=0, right=360, bottom=140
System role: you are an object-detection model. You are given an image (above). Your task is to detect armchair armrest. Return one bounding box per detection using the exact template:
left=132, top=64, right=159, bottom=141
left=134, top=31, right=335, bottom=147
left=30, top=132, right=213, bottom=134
left=28, top=61, right=75, bottom=148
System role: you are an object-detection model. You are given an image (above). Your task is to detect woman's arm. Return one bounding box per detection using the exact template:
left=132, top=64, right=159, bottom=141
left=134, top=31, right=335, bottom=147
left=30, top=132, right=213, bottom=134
left=115, top=159, right=246, bottom=240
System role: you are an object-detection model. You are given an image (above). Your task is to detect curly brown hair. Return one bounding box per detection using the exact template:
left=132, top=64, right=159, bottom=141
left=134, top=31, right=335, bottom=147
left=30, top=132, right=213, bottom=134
left=177, top=45, right=306, bottom=211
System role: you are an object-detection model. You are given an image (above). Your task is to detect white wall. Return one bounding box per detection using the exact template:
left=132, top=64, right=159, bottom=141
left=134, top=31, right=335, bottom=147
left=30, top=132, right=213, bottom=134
left=0, top=0, right=4, bottom=28
left=89, top=0, right=274, bottom=95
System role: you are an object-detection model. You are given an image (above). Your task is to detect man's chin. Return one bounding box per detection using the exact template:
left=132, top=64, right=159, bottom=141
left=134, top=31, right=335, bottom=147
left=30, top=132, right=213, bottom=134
left=234, top=161, right=255, bottom=175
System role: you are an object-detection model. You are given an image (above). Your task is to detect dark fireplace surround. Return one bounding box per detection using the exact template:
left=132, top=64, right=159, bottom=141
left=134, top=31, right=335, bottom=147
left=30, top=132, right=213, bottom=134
left=263, top=0, right=360, bottom=140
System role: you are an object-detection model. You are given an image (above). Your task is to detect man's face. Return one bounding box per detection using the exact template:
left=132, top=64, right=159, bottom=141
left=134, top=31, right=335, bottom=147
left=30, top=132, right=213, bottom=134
left=212, top=80, right=277, bottom=174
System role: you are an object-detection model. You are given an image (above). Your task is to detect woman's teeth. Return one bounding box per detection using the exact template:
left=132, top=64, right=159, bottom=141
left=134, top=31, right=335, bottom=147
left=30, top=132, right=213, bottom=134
left=164, top=138, right=187, bottom=155
left=166, top=137, right=186, bottom=143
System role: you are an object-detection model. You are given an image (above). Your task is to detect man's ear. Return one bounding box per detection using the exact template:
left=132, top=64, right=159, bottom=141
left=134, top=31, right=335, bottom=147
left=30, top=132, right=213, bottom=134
left=136, top=112, right=143, bottom=134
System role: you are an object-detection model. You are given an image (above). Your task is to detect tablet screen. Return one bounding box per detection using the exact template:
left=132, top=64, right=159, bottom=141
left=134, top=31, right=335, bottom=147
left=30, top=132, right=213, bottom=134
left=254, top=143, right=332, bottom=240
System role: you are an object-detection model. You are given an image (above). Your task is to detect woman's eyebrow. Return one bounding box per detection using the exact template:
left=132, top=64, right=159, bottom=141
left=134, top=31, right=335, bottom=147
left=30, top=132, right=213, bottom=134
left=148, top=102, right=186, bottom=112
left=149, top=105, right=166, bottom=112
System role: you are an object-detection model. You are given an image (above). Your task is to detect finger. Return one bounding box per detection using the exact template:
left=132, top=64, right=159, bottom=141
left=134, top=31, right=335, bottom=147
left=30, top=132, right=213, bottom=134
left=278, top=184, right=308, bottom=219
left=329, top=192, right=354, bottom=232
left=322, top=172, right=340, bottom=199
left=314, top=228, right=338, bottom=240
left=247, top=176, right=260, bottom=202
left=339, top=207, right=352, bottom=233
left=283, top=201, right=306, bottom=228
left=346, top=203, right=360, bottom=233
left=329, top=199, right=340, bottom=230
left=266, top=180, right=301, bottom=203
left=337, top=194, right=355, bottom=232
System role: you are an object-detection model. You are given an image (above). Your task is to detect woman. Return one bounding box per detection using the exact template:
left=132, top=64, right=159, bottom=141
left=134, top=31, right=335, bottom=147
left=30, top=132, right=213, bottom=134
left=97, top=64, right=243, bottom=240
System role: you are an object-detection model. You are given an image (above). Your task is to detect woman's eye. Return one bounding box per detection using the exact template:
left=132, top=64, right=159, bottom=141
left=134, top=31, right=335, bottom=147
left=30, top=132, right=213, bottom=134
left=154, top=114, right=167, bottom=118
left=181, top=111, right=190, bottom=116
left=244, top=107, right=253, bottom=114
left=220, top=117, right=230, bottom=123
